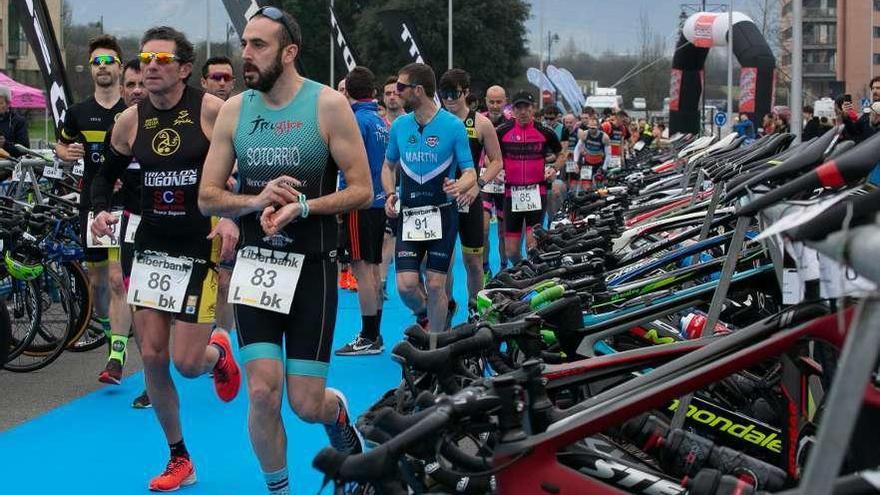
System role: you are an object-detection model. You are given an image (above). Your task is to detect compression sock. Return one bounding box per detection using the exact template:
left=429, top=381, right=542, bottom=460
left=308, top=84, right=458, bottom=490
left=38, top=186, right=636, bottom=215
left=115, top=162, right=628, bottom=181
left=264, top=466, right=290, bottom=495
left=109, top=334, right=128, bottom=364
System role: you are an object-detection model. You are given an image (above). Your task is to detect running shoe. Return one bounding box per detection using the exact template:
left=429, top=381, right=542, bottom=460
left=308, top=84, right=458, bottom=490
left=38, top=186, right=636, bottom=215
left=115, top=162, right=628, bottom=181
left=132, top=390, right=152, bottom=409
left=347, top=272, right=358, bottom=292
left=98, top=358, right=123, bottom=385
left=148, top=456, right=196, bottom=492
left=323, top=388, right=364, bottom=455
left=334, top=335, right=384, bottom=356
left=210, top=331, right=241, bottom=402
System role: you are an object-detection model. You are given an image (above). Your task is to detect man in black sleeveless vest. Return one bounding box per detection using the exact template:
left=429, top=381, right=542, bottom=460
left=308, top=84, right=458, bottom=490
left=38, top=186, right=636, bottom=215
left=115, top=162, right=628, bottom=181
left=90, top=26, right=241, bottom=492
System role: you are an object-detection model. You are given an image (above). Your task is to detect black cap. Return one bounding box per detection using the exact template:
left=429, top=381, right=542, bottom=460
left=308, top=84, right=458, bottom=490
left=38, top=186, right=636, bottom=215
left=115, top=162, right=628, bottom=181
left=511, top=90, right=535, bottom=106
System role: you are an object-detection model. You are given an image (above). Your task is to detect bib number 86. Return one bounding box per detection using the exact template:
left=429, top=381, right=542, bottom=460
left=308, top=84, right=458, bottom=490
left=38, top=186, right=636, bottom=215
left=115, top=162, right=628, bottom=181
left=148, top=273, right=172, bottom=291
left=251, top=268, right=277, bottom=288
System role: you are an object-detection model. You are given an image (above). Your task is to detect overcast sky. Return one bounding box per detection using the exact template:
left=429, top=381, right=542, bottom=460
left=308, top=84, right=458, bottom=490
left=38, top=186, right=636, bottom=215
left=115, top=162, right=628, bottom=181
left=69, top=0, right=694, bottom=55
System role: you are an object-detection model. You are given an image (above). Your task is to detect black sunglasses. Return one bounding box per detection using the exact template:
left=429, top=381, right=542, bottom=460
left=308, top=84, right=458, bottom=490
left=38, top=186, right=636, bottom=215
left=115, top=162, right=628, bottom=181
left=252, top=6, right=297, bottom=46
left=396, top=81, right=418, bottom=93
left=439, top=88, right=464, bottom=101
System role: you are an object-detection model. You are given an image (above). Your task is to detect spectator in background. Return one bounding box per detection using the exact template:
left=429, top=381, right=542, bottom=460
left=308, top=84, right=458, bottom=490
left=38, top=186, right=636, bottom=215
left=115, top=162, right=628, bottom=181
left=840, top=76, right=880, bottom=143
left=200, top=55, right=235, bottom=101
left=733, top=112, right=756, bottom=139
left=0, top=86, right=29, bottom=157
left=819, top=116, right=833, bottom=133
left=774, top=113, right=790, bottom=134
left=802, top=105, right=822, bottom=140
left=760, top=113, right=776, bottom=136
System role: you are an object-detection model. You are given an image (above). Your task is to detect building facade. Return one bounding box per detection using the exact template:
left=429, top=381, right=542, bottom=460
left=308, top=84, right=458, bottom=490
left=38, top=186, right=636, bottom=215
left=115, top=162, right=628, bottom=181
left=780, top=0, right=880, bottom=102
left=0, top=0, right=65, bottom=92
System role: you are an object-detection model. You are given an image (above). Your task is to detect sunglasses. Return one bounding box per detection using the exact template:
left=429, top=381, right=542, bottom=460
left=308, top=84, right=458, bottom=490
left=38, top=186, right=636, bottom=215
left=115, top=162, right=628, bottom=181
left=137, top=52, right=178, bottom=65
left=90, top=55, right=120, bottom=66
left=207, top=73, right=233, bottom=82
left=252, top=6, right=298, bottom=47
left=396, top=81, right=418, bottom=93
left=439, top=89, right=464, bottom=101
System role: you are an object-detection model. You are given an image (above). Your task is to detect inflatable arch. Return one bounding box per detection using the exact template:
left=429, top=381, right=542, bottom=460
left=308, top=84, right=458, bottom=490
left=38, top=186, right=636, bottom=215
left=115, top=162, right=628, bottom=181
left=668, top=12, right=776, bottom=134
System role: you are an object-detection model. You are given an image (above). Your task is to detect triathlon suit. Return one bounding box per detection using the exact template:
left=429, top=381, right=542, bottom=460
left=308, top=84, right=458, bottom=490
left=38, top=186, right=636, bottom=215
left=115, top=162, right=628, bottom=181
left=59, top=97, right=127, bottom=264
left=457, top=109, right=484, bottom=255
left=496, top=119, right=561, bottom=238
left=130, top=86, right=219, bottom=324
left=339, top=99, right=388, bottom=265
left=580, top=130, right=608, bottom=183
left=387, top=107, right=474, bottom=274
left=601, top=121, right=626, bottom=169
left=480, top=112, right=508, bottom=218
left=233, top=80, right=340, bottom=378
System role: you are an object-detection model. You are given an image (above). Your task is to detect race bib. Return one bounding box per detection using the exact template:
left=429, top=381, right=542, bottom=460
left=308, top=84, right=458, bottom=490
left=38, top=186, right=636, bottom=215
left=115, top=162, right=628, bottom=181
left=86, top=211, right=123, bottom=248
left=609, top=155, right=622, bottom=168
left=72, top=159, right=84, bottom=177
left=124, top=214, right=141, bottom=244
left=229, top=246, right=303, bottom=314
left=43, top=162, right=64, bottom=180
left=128, top=253, right=193, bottom=313
left=634, top=141, right=646, bottom=152
left=580, top=166, right=593, bottom=181
left=565, top=160, right=578, bottom=173
left=401, top=205, right=442, bottom=241
left=511, top=184, right=541, bottom=212
left=480, top=168, right=504, bottom=194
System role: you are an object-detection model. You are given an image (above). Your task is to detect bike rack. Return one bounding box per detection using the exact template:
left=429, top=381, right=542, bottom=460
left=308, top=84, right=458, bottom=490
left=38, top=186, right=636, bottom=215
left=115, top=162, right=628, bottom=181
left=799, top=225, right=880, bottom=495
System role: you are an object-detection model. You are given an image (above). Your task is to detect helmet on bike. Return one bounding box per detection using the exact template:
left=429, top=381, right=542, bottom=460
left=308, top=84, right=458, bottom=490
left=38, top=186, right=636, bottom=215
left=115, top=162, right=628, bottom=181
left=4, top=244, right=44, bottom=281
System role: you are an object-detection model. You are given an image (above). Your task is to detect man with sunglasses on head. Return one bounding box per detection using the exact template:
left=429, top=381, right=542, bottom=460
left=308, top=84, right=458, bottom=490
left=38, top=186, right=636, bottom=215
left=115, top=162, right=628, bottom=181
left=382, top=63, right=476, bottom=333
left=201, top=56, right=235, bottom=101
left=198, top=8, right=372, bottom=495
left=438, top=69, right=503, bottom=322
left=56, top=35, right=128, bottom=375
left=90, top=26, right=241, bottom=492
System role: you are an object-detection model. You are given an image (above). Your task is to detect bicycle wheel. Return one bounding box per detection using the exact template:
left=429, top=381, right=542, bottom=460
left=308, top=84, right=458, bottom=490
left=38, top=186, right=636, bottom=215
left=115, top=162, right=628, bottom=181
left=5, top=265, right=74, bottom=372
left=2, top=277, right=42, bottom=362
left=64, top=261, right=105, bottom=352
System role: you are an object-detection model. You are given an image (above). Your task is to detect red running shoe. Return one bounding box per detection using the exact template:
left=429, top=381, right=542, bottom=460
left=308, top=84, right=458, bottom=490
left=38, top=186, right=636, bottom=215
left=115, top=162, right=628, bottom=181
left=210, top=331, right=240, bottom=402
left=148, top=456, right=196, bottom=492
left=98, top=358, right=123, bottom=385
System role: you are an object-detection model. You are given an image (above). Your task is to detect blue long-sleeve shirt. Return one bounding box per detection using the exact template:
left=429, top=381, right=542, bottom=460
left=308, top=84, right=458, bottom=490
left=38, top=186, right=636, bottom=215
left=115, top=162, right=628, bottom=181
left=339, top=100, right=388, bottom=208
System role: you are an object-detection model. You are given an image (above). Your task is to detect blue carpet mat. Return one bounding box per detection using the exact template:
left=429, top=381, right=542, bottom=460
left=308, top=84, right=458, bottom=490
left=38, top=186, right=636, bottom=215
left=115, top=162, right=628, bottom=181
left=0, top=227, right=505, bottom=494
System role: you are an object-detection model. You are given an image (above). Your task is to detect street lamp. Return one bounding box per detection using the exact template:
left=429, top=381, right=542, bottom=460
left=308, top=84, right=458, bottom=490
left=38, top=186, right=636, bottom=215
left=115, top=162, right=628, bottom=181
left=547, top=31, right=560, bottom=65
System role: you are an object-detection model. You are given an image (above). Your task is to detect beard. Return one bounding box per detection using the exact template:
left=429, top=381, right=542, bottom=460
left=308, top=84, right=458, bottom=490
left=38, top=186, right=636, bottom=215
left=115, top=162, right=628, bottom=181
left=243, top=50, right=284, bottom=93
left=95, top=73, right=115, bottom=88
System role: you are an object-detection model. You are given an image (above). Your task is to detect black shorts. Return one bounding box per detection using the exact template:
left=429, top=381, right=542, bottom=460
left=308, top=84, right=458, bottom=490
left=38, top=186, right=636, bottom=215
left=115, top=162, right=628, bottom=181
left=457, top=196, right=484, bottom=255
left=234, top=258, right=337, bottom=378
left=504, top=194, right=547, bottom=238
left=342, top=208, right=385, bottom=264
left=131, top=225, right=219, bottom=325
left=395, top=205, right=457, bottom=274
left=481, top=192, right=505, bottom=219
left=384, top=215, right=397, bottom=236
left=79, top=209, right=108, bottom=265
left=108, top=211, right=137, bottom=280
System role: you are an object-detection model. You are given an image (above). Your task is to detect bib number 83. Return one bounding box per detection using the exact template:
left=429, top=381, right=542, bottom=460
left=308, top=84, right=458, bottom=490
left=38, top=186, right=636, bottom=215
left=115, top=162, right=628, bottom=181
left=251, top=268, right=277, bottom=288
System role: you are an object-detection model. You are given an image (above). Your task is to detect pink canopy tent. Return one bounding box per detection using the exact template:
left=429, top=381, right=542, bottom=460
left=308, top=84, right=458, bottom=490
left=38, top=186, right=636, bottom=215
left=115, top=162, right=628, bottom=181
left=0, top=71, right=46, bottom=108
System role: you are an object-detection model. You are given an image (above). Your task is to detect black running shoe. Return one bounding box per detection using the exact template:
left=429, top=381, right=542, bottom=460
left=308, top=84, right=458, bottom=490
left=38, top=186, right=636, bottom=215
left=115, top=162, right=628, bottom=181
left=334, top=335, right=384, bottom=356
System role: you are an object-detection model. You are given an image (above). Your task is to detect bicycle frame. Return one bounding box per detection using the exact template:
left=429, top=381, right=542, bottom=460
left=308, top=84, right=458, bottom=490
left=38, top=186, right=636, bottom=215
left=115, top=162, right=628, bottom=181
left=493, top=307, right=877, bottom=494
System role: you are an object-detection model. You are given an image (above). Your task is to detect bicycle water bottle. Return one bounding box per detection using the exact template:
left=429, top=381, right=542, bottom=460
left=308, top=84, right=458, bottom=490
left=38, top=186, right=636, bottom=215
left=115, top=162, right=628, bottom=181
left=679, top=311, right=732, bottom=339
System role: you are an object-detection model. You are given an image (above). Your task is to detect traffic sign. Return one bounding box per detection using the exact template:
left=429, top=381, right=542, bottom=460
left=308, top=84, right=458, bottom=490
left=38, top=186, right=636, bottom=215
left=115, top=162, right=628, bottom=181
left=714, top=111, right=727, bottom=127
